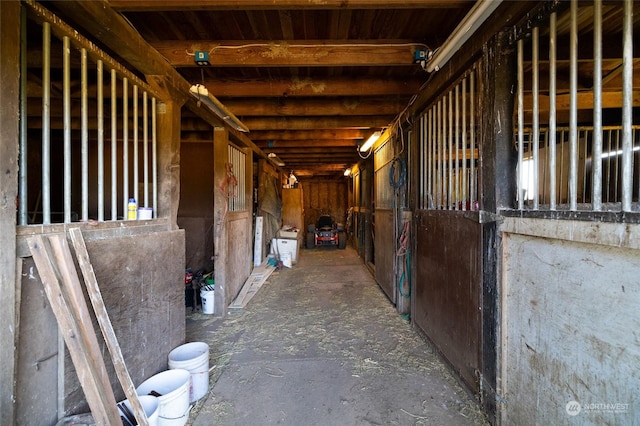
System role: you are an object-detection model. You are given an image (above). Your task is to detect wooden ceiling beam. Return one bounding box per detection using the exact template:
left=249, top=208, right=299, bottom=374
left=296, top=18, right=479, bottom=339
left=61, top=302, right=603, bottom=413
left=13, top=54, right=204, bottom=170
left=256, top=139, right=357, bottom=147
left=242, top=115, right=392, bottom=130
left=109, top=0, right=471, bottom=11
left=225, top=97, right=407, bottom=116
left=151, top=40, right=420, bottom=67
left=207, top=77, right=423, bottom=97
left=250, top=129, right=366, bottom=140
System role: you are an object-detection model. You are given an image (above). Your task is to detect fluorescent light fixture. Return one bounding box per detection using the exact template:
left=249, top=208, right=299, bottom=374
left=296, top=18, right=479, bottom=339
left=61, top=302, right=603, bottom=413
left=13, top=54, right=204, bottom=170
left=344, top=168, right=352, bottom=177
left=426, top=0, right=503, bottom=73
left=267, top=152, right=285, bottom=167
left=360, top=131, right=382, bottom=152
left=189, top=84, right=249, bottom=132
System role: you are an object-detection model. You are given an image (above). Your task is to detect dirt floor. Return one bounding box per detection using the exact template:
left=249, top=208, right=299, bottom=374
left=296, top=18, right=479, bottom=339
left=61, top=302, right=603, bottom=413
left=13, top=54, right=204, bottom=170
left=184, top=246, right=488, bottom=426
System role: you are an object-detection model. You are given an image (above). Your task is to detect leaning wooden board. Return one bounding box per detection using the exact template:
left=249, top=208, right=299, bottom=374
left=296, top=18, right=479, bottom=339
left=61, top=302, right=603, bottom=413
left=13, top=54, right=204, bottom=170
left=27, top=234, right=121, bottom=425
left=68, top=228, right=149, bottom=426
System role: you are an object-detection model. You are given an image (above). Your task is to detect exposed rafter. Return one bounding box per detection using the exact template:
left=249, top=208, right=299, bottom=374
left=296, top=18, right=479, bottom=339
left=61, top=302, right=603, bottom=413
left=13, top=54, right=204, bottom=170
left=109, top=0, right=472, bottom=12
left=152, top=40, right=422, bottom=68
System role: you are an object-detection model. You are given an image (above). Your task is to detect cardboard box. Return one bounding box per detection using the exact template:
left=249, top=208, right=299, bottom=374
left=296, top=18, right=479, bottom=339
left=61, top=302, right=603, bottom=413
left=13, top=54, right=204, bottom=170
left=278, top=228, right=299, bottom=239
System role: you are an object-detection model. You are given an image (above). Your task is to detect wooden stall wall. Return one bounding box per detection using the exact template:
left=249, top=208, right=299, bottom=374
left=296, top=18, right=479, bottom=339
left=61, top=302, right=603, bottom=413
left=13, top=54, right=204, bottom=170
left=301, top=179, right=348, bottom=232
left=15, top=228, right=185, bottom=422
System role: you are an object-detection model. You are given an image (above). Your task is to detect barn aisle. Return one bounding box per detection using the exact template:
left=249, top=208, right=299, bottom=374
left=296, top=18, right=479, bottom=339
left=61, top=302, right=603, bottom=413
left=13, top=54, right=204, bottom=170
left=185, top=246, right=487, bottom=425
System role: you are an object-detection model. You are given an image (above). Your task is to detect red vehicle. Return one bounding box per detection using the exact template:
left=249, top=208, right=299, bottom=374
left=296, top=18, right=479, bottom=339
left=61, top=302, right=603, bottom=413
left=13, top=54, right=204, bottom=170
left=307, top=215, right=346, bottom=249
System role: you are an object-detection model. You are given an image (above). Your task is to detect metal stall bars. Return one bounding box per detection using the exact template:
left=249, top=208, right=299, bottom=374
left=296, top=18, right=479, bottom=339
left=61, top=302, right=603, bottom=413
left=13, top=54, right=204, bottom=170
left=20, top=1, right=159, bottom=225
left=227, top=144, right=247, bottom=212
left=418, top=67, right=479, bottom=211
left=515, top=0, right=637, bottom=212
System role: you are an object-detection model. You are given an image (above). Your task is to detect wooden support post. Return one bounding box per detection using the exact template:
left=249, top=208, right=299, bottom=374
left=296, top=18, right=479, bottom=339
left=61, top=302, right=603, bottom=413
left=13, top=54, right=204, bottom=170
left=68, top=228, right=149, bottom=426
left=0, top=2, right=21, bottom=424
left=27, top=235, right=121, bottom=425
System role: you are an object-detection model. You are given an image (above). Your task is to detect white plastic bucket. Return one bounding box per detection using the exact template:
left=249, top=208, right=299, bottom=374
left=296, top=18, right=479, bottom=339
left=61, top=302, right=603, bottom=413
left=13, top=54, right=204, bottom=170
left=136, top=369, right=190, bottom=426
left=117, top=395, right=159, bottom=426
left=168, top=342, right=210, bottom=403
left=138, top=207, right=153, bottom=220
left=201, top=290, right=214, bottom=314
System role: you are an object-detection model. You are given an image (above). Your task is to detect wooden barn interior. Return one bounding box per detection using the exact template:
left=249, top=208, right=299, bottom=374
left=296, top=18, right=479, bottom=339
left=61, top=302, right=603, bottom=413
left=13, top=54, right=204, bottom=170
left=1, top=0, right=639, bottom=424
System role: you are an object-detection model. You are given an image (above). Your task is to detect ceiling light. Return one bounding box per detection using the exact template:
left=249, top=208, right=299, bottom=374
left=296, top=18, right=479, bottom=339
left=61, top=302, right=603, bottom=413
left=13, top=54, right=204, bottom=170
left=344, top=169, right=352, bottom=177
left=189, top=84, right=249, bottom=132
left=426, top=0, right=503, bottom=73
left=267, top=152, right=285, bottom=167
left=359, top=131, right=382, bottom=152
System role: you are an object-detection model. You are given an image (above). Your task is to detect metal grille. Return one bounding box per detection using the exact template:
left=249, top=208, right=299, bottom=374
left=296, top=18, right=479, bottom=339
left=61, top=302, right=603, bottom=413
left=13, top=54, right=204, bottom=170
left=374, top=138, right=394, bottom=209
left=227, top=144, right=246, bottom=211
left=515, top=0, right=637, bottom=212
left=417, top=68, right=479, bottom=211
left=19, top=4, right=158, bottom=224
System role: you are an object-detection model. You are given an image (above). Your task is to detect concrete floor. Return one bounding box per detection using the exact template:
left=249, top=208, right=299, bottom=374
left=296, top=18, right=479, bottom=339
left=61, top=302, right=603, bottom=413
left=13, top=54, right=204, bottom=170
left=184, top=246, right=488, bottom=426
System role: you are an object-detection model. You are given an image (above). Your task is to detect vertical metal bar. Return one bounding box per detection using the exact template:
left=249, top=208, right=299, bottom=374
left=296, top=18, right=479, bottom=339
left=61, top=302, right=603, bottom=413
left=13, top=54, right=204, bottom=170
left=462, top=76, right=467, bottom=210
left=470, top=69, right=476, bottom=208
left=81, top=48, right=88, bottom=221
left=122, top=77, right=129, bottom=217
left=152, top=98, right=158, bottom=217
left=133, top=84, right=139, bottom=207
left=455, top=83, right=460, bottom=210
left=592, top=0, right=603, bottom=210
left=605, top=129, right=612, bottom=203
left=549, top=12, right=558, bottom=210
left=111, top=69, right=117, bottom=221
left=621, top=0, right=633, bottom=211
left=19, top=7, right=28, bottom=225
left=143, top=91, right=149, bottom=207
left=431, top=106, right=436, bottom=208
left=569, top=0, right=578, bottom=211
left=42, top=22, right=51, bottom=225
left=63, top=36, right=71, bottom=224
left=441, top=98, right=445, bottom=209
left=517, top=39, right=524, bottom=210
left=532, top=26, right=540, bottom=210
left=582, top=130, right=589, bottom=201
left=448, top=93, right=453, bottom=210
left=434, top=100, right=442, bottom=209
left=97, top=61, right=104, bottom=222
left=420, top=114, right=425, bottom=208
left=614, top=130, right=620, bottom=202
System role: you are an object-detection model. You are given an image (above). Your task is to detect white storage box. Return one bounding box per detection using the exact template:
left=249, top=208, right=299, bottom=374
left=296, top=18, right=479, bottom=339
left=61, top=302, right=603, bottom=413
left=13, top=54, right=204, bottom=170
left=271, top=238, right=299, bottom=264
left=278, top=227, right=299, bottom=239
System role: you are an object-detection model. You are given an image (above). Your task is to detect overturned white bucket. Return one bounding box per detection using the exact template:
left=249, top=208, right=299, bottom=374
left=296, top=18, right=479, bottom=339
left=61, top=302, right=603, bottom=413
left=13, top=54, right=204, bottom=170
left=200, top=289, right=214, bottom=314
left=117, top=395, right=159, bottom=426
left=136, top=369, right=190, bottom=426
left=168, top=342, right=210, bottom=403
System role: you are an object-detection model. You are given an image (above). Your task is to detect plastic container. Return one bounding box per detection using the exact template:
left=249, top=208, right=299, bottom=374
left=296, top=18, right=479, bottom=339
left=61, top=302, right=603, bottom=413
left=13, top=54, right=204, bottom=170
left=168, top=342, right=210, bottom=403
left=138, top=207, right=153, bottom=220
left=136, top=369, right=190, bottom=426
left=117, top=395, right=159, bottom=426
left=201, top=288, right=214, bottom=314
left=127, top=198, right=137, bottom=220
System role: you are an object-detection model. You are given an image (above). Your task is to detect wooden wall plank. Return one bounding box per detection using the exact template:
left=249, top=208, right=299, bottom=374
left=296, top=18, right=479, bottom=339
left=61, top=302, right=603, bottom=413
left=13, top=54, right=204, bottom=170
left=27, top=235, right=120, bottom=425
left=69, top=228, right=149, bottom=426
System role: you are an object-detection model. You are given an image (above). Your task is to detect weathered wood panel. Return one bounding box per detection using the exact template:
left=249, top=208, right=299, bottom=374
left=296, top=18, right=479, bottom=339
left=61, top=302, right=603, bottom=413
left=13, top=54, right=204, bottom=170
left=502, top=229, right=640, bottom=425
left=16, top=230, right=185, bottom=419
left=375, top=209, right=395, bottom=303
left=0, top=2, right=20, bottom=424
left=302, top=179, right=348, bottom=231
left=414, top=210, right=482, bottom=392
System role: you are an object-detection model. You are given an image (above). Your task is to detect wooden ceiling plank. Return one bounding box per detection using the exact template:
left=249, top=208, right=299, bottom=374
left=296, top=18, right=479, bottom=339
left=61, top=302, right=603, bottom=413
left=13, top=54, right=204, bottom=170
left=206, top=77, right=423, bottom=97
left=109, top=0, right=472, bottom=11
left=242, top=115, right=393, bottom=130
left=256, top=139, right=357, bottom=147
left=151, top=40, right=421, bottom=67
left=250, top=129, right=366, bottom=140
left=225, top=97, right=407, bottom=116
